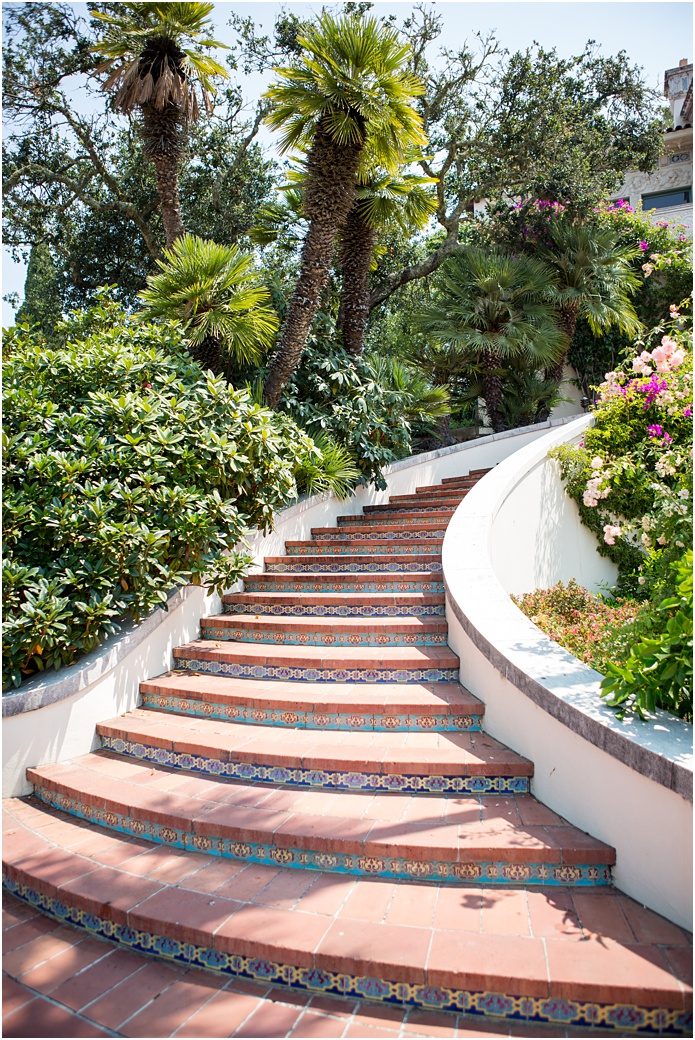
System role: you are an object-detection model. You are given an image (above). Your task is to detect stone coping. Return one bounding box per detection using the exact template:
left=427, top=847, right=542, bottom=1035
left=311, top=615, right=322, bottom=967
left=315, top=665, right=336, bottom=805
left=2, top=416, right=578, bottom=720
left=442, top=415, right=693, bottom=802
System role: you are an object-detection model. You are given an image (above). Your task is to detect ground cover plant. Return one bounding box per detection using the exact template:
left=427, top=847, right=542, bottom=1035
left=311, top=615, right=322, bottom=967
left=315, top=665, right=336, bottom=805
left=551, top=307, right=693, bottom=719
left=512, top=580, right=646, bottom=676
left=2, top=294, right=325, bottom=691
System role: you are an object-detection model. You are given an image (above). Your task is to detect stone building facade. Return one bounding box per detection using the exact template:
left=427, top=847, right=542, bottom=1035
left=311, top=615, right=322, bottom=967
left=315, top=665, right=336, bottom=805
left=612, top=59, right=693, bottom=236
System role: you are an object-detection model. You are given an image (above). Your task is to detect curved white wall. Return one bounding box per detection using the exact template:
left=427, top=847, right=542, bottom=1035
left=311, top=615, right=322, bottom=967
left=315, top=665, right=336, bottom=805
left=443, top=415, right=693, bottom=929
left=3, top=419, right=569, bottom=798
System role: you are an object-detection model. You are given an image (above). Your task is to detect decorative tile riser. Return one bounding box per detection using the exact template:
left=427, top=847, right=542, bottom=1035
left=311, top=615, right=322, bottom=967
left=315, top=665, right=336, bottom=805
left=286, top=545, right=442, bottom=555
left=200, top=627, right=448, bottom=647
left=98, top=735, right=527, bottom=794
left=314, top=530, right=446, bottom=541
left=364, top=507, right=455, bottom=516
left=264, top=561, right=443, bottom=573
left=30, top=786, right=611, bottom=888
left=4, top=879, right=688, bottom=1036
left=243, top=580, right=445, bottom=593
left=222, top=603, right=446, bottom=617
left=172, top=656, right=459, bottom=684
left=140, top=692, right=482, bottom=731
left=337, top=515, right=452, bottom=526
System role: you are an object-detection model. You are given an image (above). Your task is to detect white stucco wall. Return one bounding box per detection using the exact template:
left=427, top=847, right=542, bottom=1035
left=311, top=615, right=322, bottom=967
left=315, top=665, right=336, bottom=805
left=443, top=415, right=693, bottom=929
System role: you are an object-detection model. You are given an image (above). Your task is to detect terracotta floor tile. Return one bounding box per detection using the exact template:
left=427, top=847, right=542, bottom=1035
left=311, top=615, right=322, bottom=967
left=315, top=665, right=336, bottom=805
left=128, top=885, right=239, bottom=947
left=216, top=905, right=331, bottom=966
left=3, top=932, right=79, bottom=979
left=661, top=943, right=693, bottom=986
left=617, top=896, right=692, bottom=946
left=85, top=960, right=184, bottom=1029
left=215, top=863, right=282, bottom=902
left=344, top=1024, right=399, bottom=1038
left=351, top=1003, right=408, bottom=1027
left=337, top=879, right=396, bottom=923
left=297, top=875, right=356, bottom=916
left=1, top=915, right=60, bottom=953
left=17, top=936, right=111, bottom=994
left=571, top=891, right=633, bottom=942
left=433, top=887, right=482, bottom=933
left=232, top=998, right=302, bottom=1037
left=250, top=868, right=320, bottom=909
left=317, top=918, right=430, bottom=982
left=2, top=995, right=110, bottom=1037
left=292, top=1008, right=349, bottom=1037
left=481, top=890, right=531, bottom=937
left=120, top=973, right=226, bottom=1037
left=384, top=883, right=438, bottom=929
left=526, top=889, right=581, bottom=939
left=308, top=995, right=359, bottom=1017
left=173, top=985, right=262, bottom=1037
left=427, top=931, right=549, bottom=997
left=50, top=947, right=145, bottom=1011
left=545, top=937, right=686, bottom=1005
left=2, top=974, right=34, bottom=1017
left=181, top=857, right=249, bottom=893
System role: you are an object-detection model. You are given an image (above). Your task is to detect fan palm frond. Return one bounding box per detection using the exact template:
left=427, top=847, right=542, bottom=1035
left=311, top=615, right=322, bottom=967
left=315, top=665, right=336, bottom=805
left=137, top=234, right=278, bottom=366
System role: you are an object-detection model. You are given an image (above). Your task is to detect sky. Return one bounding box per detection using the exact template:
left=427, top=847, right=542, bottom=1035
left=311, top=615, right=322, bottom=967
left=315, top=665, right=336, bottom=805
left=2, top=0, right=693, bottom=325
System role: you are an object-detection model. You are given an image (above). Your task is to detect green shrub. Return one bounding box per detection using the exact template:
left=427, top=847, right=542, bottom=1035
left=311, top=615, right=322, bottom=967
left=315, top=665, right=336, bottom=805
left=2, top=294, right=315, bottom=690
left=279, top=338, right=414, bottom=489
left=600, top=552, right=693, bottom=721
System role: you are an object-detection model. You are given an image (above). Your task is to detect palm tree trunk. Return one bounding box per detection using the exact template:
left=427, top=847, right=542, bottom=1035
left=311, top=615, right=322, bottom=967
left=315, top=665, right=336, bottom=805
left=480, top=351, right=506, bottom=433
left=544, top=301, right=578, bottom=383
left=141, top=102, right=185, bottom=247
left=264, top=121, right=364, bottom=408
left=191, top=334, right=224, bottom=376
left=338, top=206, right=375, bottom=356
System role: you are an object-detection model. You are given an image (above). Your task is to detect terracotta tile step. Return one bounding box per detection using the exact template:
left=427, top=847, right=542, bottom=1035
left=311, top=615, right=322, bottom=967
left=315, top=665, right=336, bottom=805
left=243, top=573, right=445, bottom=594
left=285, top=539, right=444, bottom=554
left=444, top=468, right=491, bottom=482
left=312, top=523, right=447, bottom=537
left=200, top=614, right=448, bottom=648
left=139, top=672, right=482, bottom=732
left=172, top=640, right=459, bottom=685
left=221, top=592, right=446, bottom=618
left=386, top=493, right=466, bottom=506
left=415, top=479, right=477, bottom=493
left=336, top=510, right=455, bottom=525
left=27, top=755, right=616, bottom=882
left=263, top=555, right=443, bottom=574
left=3, top=804, right=690, bottom=1032
left=94, top=708, right=534, bottom=792
left=362, top=503, right=458, bottom=515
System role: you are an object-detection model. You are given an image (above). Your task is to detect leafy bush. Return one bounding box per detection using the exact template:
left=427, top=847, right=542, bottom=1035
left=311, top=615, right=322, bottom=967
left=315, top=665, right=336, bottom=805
left=601, top=552, right=693, bottom=721
left=512, top=580, right=646, bottom=675
left=3, top=295, right=316, bottom=690
left=279, top=338, right=415, bottom=488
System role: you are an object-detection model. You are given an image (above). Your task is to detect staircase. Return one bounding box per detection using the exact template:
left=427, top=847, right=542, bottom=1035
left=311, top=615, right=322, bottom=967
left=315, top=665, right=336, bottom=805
left=3, top=468, right=692, bottom=1037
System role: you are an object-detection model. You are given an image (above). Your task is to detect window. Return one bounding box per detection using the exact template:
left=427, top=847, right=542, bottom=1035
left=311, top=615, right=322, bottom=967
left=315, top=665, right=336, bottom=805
left=642, top=187, right=691, bottom=210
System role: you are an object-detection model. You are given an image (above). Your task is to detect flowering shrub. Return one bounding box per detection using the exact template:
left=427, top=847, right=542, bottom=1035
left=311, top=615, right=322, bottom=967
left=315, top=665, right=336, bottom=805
left=552, top=309, right=692, bottom=717
left=554, top=309, right=692, bottom=598
left=512, top=580, right=646, bottom=675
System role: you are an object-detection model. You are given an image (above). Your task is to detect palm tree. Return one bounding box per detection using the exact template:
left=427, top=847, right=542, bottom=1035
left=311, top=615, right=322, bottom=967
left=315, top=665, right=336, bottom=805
left=91, top=2, right=228, bottom=247
left=537, top=222, right=642, bottom=382
left=338, top=167, right=437, bottom=356
left=252, top=163, right=437, bottom=358
left=261, top=10, right=426, bottom=407
left=137, top=234, right=279, bottom=376
left=417, top=247, right=566, bottom=433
